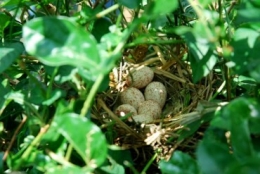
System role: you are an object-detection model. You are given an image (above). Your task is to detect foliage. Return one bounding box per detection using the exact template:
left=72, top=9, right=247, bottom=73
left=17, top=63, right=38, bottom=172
left=0, top=0, right=260, bottom=173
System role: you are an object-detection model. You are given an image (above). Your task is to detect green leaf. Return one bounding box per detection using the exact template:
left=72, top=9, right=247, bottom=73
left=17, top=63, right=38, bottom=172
left=118, top=0, right=141, bottom=9
left=189, top=48, right=218, bottom=82
left=0, top=42, right=24, bottom=73
left=44, top=65, right=77, bottom=84
left=234, top=1, right=260, bottom=26
left=230, top=23, right=260, bottom=83
left=0, top=152, right=4, bottom=173
left=0, top=13, right=11, bottom=34
left=42, top=89, right=65, bottom=106
left=226, top=157, right=260, bottom=174
left=52, top=113, right=107, bottom=169
left=223, top=98, right=255, bottom=160
left=196, top=128, right=236, bottom=174
left=47, top=166, right=85, bottom=174
left=198, top=0, right=217, bottom=7
left=145, top=1, right=178, bottom=19
left=159, top=151, right=200, bottom=174
left=22, top=17, right=100, bottom=71
left=0, top=82, right=10, bottom=113
left=0, top=122, right=3, bottom=133
left=91, top=18, right=112, bottom=42
left=175, top=23, right=218, bottom=82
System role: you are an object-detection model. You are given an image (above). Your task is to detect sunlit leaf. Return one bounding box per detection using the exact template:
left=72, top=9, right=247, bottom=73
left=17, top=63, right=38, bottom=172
left=23, top=17, right=100, bottom=71
left=52, top=113, right=107, bottom=170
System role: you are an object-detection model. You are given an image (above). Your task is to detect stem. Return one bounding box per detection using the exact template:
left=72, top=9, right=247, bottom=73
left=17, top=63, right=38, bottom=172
left=65, top=143, right=74, bottom=161
left=80, top=74, right=104, bottom=117
left=126, top=39, right=184, bottom=47
left=96, top=4, right=120, bottom=18
left=14, top=124, right=49, bottom=170
left=3, top=115, right=27, bottom=161
left=224, top=64, right=231, bottom=101
left=141, top=153, right=157, bottom=174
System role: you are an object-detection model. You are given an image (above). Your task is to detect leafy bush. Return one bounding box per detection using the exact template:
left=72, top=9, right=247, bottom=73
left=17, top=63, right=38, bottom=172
left=0, top=0, right=260, bottom=173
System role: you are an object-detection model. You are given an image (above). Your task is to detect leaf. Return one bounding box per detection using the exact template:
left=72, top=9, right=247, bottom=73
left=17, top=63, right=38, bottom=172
left=234, top=1, right=260, bottom=26
left=44, top=65, right=77, bottom=84
left=52, top=113, right=107, bottom=169
left=0, top=122, right=3, bottom=132
left=0, top=13, right=11, bottom=34
left=222, top=98, right=255, bottom=160
left=198, top=0, right=217, bottom=7
left=22, top=17, right=100, bottom=71
left=0, top=152, right=3, bottom=173
left=118, top=0, right=141, bottom=9
left=42, top=89, right=65, bottom=106
left=0, top=42, right=24, bottom=73
left=196, top=128, right=236, bottom=174
left=226, top=157, right=260, bottom=174
left=0, top=82, right=10, bottom=113
left=91, top=18, right=112, bottom=42
left=144, top=1, right=178, bottom=19
left=175, top=23, right=218, bottom=82
left=47, top=166, right=85, bottom=174
left=230, top=23, right=260, bottom=83
left=159, top=151, right=200, bottom=174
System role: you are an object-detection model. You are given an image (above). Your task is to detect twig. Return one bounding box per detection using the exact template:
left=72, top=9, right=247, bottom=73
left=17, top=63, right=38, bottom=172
left=3, top=115, right=27, bottom=161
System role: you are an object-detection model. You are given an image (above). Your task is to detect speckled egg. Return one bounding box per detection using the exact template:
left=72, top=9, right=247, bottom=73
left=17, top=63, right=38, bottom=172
left=137, top=100, right=162, bottom=120
left=144, top=81, right=167, bottom=108
left=120, top=87, right=145, bottom=109
left=132, top=114, right=154, bottom=123
left=115, top=104, right=137, bottom=117
left=127, top=66, right=154, bottom=89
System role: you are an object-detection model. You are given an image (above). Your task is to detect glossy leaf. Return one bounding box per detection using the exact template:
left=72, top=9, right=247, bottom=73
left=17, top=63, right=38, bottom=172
left=159, top=151, right=200, bottom=174
left=22, top=17, right=100, bottom=70
left=0, top=42, right=24, bottom=73
left=52, top=113, right=107, bottom=169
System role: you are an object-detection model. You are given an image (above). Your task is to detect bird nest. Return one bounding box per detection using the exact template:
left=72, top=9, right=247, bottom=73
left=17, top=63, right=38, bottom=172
left=91, top=42, right=222, bottom=161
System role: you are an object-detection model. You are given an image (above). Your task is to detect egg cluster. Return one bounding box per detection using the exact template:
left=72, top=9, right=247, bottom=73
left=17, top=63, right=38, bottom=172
left=115, top=66, right=167, bottom=123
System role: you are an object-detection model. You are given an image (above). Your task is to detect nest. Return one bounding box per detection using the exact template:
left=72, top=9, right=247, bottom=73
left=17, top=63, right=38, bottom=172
left=91, top=40, right=223, bottom=162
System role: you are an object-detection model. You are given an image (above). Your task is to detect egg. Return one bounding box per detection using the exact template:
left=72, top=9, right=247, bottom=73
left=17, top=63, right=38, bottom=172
left=137, top=100, right=162, bottom=121
left=144, top=81, right=167, bottom=108
left=115, top=104, right=137, bottom=117
left=120, top=87, right=145, bottom=109
left=127, top=66, right=154, bottom=89
left=132, top=114, right=154, bottom=123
